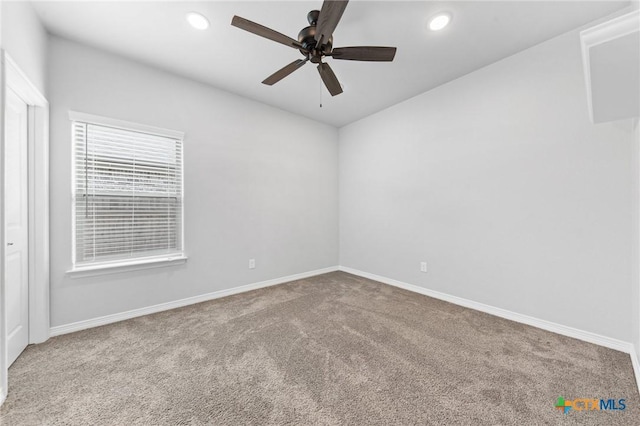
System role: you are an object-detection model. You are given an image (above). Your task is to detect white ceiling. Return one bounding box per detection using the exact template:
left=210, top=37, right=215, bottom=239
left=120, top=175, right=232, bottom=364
left=32, top=1, right=630, bottom=127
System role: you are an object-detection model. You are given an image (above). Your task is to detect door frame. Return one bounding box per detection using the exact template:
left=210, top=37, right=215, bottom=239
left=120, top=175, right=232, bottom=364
left=0, top=51, right=50, bottom=404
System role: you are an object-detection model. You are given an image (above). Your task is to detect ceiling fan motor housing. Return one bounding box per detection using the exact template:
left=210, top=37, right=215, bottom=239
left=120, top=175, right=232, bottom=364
left=299, top=10, right=332, bottom=63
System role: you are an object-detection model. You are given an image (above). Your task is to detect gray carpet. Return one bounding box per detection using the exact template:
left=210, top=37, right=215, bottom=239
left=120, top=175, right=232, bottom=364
left=1, top=271, right=638, bottom=425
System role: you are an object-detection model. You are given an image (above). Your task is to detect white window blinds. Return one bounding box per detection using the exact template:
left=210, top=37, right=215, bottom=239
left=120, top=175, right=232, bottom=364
left=73, top=119, right=183, bottom=265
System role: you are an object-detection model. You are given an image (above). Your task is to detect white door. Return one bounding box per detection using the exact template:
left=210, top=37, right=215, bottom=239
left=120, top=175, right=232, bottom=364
left=5, top=88, right=29, bottom=366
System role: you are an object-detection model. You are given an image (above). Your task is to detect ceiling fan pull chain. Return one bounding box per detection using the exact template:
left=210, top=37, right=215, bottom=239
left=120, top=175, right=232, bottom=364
left=319, top=77, right=323, bottom=108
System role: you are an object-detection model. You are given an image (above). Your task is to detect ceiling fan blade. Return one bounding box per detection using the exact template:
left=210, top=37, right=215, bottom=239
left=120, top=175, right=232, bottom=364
left=315, top=1, right=349, bottom=48
left=331, top=46, right=397, bottom=61
left=262, top=59, right=308, bottom=85
left=317, top=63, right=343, bottom=96
left=231, top=16, right=305, bottom=51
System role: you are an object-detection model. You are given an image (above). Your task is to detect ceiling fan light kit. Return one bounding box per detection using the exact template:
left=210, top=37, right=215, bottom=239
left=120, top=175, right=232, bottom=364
left=231, top=0, right=397, bottom=97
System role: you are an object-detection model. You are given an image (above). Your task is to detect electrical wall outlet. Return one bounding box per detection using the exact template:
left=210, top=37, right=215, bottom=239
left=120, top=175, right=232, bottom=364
left=420, top=261, right=427, bottom=273
left=249, top=258, right=256, bottom=269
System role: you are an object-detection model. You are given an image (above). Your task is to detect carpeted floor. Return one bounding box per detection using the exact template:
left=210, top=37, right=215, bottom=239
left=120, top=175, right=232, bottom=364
left=1, top=271, right=638, bottom=425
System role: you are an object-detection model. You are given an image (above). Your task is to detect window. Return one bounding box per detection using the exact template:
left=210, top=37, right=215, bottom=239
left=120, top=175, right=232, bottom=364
left=71, top=112, right=184, bottom=271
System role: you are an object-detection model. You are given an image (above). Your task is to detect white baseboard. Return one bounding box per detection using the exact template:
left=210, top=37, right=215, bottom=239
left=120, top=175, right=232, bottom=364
left=50, top=266, right=339, bottom=337
left=339, top=266, right=634, bottom=354
left=630, top=345, right=640, bottom=396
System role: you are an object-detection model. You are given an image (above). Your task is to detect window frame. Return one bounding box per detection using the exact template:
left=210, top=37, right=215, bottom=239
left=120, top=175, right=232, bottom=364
left=67, top=111, right=186, bottom=276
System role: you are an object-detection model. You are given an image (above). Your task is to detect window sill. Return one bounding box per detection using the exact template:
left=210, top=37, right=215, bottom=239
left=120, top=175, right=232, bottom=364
left=66, top=255, right=187, bottom=278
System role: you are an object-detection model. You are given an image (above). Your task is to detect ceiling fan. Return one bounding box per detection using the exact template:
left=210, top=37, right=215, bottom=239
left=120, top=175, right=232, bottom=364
left=231, top=0, right=397, bottom=96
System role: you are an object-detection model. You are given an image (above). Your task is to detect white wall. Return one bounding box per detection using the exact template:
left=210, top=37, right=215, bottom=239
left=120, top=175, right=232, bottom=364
left=631, top=119, right=640, bottom=356
left=339, top=28, right=635, bottom=342
left=1, top=1, right=47, bottom=95
left=48, top=37, right=338, bottom=327
left=631, top=0, right=640, bottom=371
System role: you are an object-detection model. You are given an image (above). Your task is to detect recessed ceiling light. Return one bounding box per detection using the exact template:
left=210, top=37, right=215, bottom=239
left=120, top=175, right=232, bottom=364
left=429, top=13, right=451, bottom=31
left=186, top=12, right=210, bottom=30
